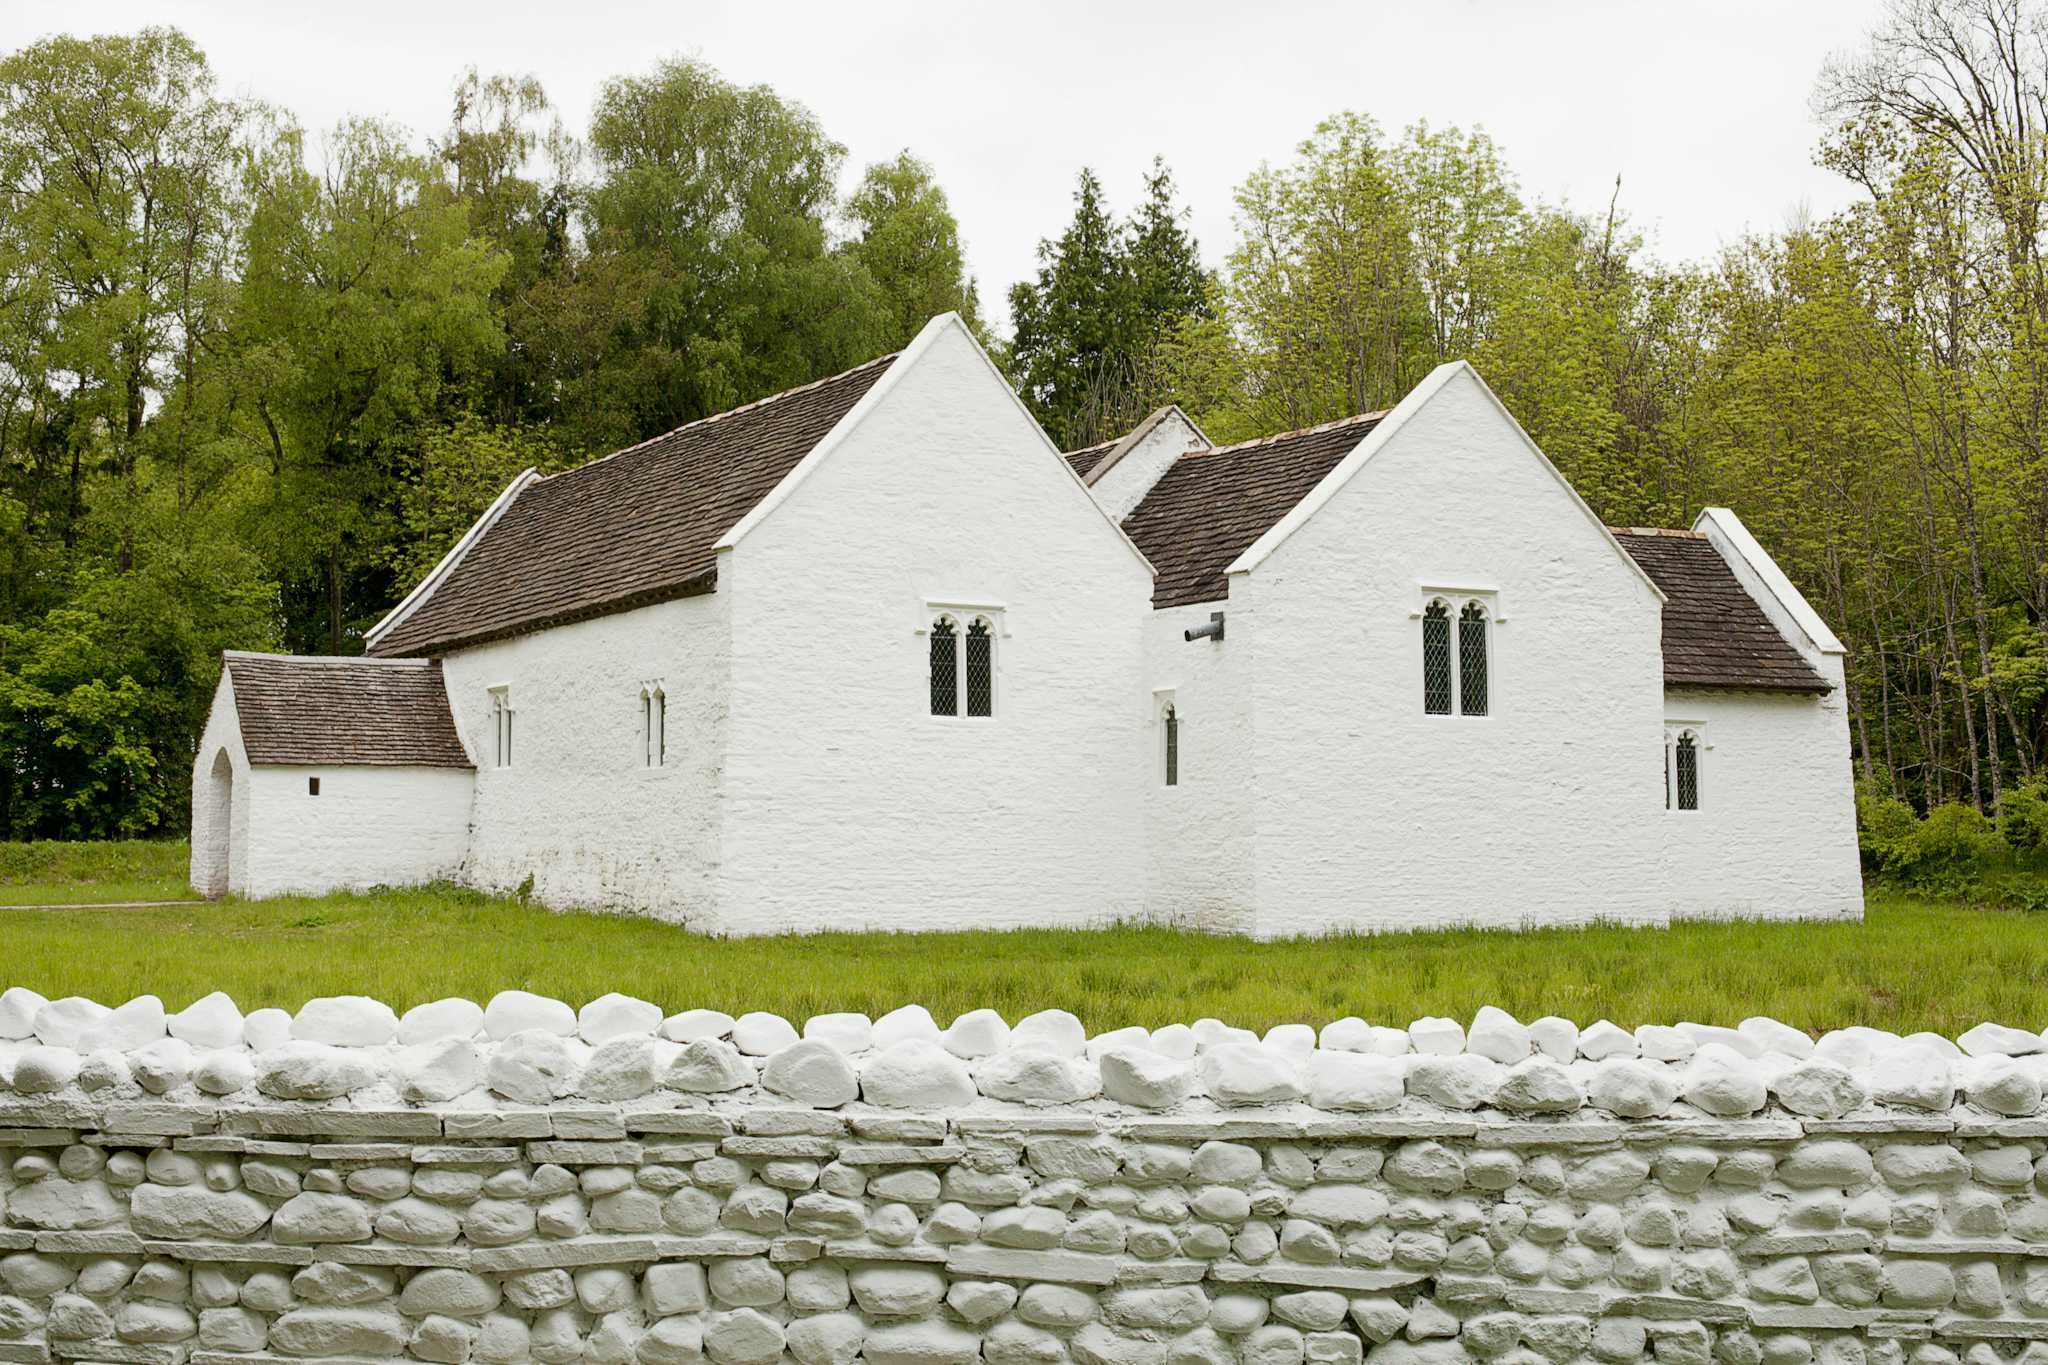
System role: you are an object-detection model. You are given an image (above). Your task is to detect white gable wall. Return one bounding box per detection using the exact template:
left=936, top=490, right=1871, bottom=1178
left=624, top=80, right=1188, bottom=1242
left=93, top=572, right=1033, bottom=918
left=239, top=764, right=472, bottom=897
left=716, top=318, right=1154, bottom=933
left=1231, top=365, right=1672, bottom=937
left=438, top=591, right=728, bottom=924
left=1662, top=510, right=1862, bottom=921
left=1089, top=409, right=1210, bottom=522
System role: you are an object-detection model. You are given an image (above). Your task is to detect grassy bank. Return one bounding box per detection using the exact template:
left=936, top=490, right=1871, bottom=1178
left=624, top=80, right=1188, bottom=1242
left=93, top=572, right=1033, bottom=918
left=1, top=879, right=2040, bottom=1036
left=0, top=839, right=195, bottom=905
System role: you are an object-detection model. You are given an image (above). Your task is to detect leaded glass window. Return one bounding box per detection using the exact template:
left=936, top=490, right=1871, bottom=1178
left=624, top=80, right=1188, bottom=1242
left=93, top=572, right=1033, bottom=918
left=1422, top=601, right=1452, bottom=714
left=1458, top=602, right=1489, bottom=716
left=1675, top=733, right=1699, bottom=810
left=965, top=618, right=993, bottom=717
left=929, top=618, right=957, bottom=716
left=1164, top=705, right=1179, bottom=787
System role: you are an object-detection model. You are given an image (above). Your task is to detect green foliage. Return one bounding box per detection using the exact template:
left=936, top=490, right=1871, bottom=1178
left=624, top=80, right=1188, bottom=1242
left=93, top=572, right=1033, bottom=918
left=1007, top=160, right=1209, bottom=448
left=1858, top=791, right=2004, bottom=891
left=1998, top=775, right=2048, bottom=856
left=844, top=152, right=983, bottom=349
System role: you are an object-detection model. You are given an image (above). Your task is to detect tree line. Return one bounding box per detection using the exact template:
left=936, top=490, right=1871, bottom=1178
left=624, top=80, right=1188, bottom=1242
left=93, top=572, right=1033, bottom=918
left=6, top=1, right=2047, bottom=843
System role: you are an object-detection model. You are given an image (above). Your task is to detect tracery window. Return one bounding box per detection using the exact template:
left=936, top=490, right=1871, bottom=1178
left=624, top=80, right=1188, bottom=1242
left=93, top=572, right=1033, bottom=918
left=1674, top=731, right=1700, bottom=811
left=1423, top=602, right=1453, bottom=714
left=929, top=618, right=957, bottom=717
left=965, top=619, right=993, bottom=717
left=1458, top=602, right=1489, bottom=716
left=1423, top=597, right=1491, bottom=717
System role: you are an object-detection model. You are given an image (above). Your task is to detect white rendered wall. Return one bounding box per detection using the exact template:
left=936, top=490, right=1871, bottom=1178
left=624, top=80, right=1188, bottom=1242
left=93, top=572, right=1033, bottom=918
left=1661, top=676, right=1863, bottom=921
left=240, top=764, right=473, bottom=897
left=188, top=675, right=251, bottom=897
left=439, top=592, right=728, bottom=925
left=1088, top=409, right=1209, bottom=522
left=716, top=319, right=1155, bottom=934
left=1142, top=603, right=1258, bottom=933
left=1234, top=366, right=1672, bottom=937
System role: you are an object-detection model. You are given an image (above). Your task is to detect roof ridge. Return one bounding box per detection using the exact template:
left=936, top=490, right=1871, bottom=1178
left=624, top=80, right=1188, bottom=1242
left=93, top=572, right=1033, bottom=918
left=1186, top=409, right=1391, bottom=459
left=544, top=350, right=902, bottom=483
left=227, top=651, right=433, bottom=667
left=1610, top=526, right=1707, bottom=539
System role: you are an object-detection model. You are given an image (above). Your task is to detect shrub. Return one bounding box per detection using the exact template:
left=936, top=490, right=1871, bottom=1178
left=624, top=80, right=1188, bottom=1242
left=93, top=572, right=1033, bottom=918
left=1997, top=775, right=2048, bottom=856
left=1855, top=780, right=1920, bottom=872
left=1867, top=799, right=2003, bottom=891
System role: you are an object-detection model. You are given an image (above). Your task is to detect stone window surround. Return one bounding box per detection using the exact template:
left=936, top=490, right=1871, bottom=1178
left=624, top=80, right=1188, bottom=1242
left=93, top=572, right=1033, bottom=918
left=917, top=600, right=1006, bottom=723
left=1412, top=584, right=1500, bottom=719
left=1666, top=718, right=1710, bottom=812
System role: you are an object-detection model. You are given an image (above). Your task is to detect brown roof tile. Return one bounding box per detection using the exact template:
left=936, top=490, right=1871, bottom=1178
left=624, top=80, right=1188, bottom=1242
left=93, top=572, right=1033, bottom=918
left=1064, top=438, right=1119, bottom=479
left=226, top=653, right=472, bottom=767
left=1610, top=529, right=1830, bottom=694
left=372, top=353, right=898, bottom=657
left=1120, top=413, right=1386, bottom=609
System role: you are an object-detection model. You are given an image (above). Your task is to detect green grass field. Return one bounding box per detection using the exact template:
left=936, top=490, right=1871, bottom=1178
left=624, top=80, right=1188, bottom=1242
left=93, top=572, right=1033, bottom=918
left=0, top=840, right=2040, bottom=1035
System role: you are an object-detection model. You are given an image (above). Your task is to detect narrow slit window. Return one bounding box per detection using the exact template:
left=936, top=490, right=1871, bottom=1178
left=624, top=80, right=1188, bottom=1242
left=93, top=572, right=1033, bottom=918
left=1675, top=733, right=1700, bottom=811
left=1422, top=601, right=1452, bottom=714
left=1458, top=601, right=1489, bottom=716
left=308, top=776, right=320, bottom=796
left=930, top=618, right=957, bottom=716
left=965, top=618, right=993, bottom=717
left=1163, top=705, right=1179, bottom=787
left=491, top=689, right=513, bottom=768
left=643, top=687, right=666, bottom=767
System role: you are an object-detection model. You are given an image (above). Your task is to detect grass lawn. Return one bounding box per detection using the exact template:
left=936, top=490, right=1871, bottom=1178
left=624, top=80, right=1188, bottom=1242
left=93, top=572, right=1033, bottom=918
left=0, top=839, right=196, bottom=906
left=1, top=842, right=2043, bottom=1035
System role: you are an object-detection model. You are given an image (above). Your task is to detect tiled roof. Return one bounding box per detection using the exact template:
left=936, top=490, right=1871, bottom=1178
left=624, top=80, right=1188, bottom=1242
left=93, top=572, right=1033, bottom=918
left=372, top=353, right=898, bottom=657
left=1611, top=529, right=1830, bottom=694
left=1120, top=413, right=1386, bottom=609
left=225, top=653, right=472, bottom=768
left=1064, top=438, right=1118, bottom=478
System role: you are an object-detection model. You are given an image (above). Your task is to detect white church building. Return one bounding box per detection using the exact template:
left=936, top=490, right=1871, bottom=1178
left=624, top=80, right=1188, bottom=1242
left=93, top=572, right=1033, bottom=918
left=191, top=313, right=1863, bottom=936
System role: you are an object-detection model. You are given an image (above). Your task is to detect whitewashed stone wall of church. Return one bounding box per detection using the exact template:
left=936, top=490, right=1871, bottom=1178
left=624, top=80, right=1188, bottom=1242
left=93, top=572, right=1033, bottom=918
left=1142, top=603, right=1258, bottom=935
left=715, top=321, right=1154, bottom=933
left=4, top=992, right=2048, bottom=1365
left=1230, top=368, right=1672, bottom=938
left=438, top=593, right=729, bottom=926
left=189, top=682, right=252, bottom=900
left=1659, top=680, right=1864, bottom=923
left=239, top=767, right=471, bottom=900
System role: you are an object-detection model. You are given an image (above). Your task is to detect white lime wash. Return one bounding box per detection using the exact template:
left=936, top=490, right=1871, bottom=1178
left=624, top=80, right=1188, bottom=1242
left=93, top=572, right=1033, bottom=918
left=190, top=315, right=1863, bottom=934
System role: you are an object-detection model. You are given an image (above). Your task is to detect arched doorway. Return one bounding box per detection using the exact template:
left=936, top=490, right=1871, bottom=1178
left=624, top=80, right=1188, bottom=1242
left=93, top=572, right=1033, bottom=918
left=195, top=749, right=234, bottom=897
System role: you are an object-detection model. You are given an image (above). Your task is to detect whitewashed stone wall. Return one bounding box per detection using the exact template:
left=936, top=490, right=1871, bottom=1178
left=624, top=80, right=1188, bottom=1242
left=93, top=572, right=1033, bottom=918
left=1222, top=366, right=1672, bottom=937
left=438, top=592, right=729, bottom=927
left=4, top=991, right=2048, bottom=1365
left=716, top=318, right=1155, bottom=934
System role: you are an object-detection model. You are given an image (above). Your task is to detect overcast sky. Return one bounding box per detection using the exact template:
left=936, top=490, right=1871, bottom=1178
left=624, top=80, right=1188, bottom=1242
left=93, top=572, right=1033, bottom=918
left=6, top=0, right=1885, bottom=332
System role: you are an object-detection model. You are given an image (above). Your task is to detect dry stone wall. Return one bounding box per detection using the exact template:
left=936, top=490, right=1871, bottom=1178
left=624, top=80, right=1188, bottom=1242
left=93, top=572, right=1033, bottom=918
left=3, top=992, right=2048, bottom=1365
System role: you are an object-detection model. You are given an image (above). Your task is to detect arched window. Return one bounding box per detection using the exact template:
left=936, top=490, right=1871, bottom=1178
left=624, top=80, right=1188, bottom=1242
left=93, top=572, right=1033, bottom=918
left=965, top=618, right=993, bottom=717
left=1422, top=600, right=1453, bottom=714
left=1163, top=705, right=1179, bottom=787
left=1675, top=731, right=1700, bottom=811
left=930, top=617, right=957, bottom=716
left=1458, top=601, right=1489, bottom=716
left=490, top=687, right=513, bottom=768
